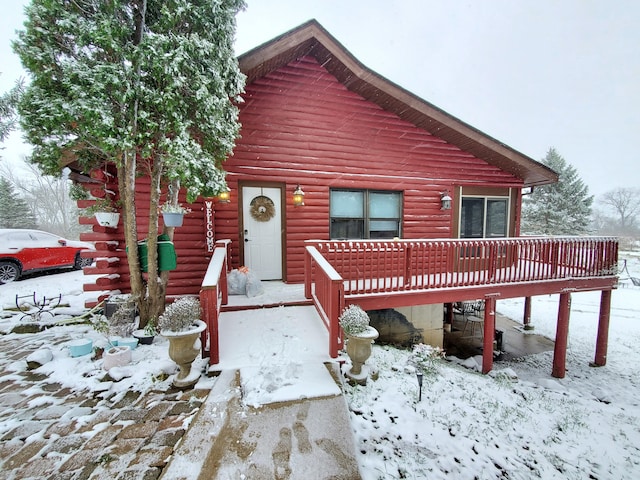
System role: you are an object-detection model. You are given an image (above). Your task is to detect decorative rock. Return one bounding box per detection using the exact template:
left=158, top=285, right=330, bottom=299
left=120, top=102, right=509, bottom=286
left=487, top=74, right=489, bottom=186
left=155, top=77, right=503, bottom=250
left=592, top=388, right=612, bottom=404
left=11, top=323, right=44, bottom=334
left=26, top=348, right=53, bottom=370
left=108, top=366, right=134, bottom=381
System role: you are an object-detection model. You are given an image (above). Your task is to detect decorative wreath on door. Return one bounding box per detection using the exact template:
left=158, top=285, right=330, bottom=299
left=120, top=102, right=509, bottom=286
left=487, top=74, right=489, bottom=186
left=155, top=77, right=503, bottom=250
left=249, top=195, right=275, bottom=222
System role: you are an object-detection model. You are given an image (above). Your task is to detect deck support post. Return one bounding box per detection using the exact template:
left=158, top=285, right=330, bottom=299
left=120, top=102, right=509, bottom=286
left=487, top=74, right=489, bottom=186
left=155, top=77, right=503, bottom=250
left=523, top=296, right=533, bottom=330
left=552, top=292, right=571, bottom=378
left=444, top=303, right=454, bottom=328
left=482, top=297, right=496, bottom=374
left=592, top=289, right=612, bottom=367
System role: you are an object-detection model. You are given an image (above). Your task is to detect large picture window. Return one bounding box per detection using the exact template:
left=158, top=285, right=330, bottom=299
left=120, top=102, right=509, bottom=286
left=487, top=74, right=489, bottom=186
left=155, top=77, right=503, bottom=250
left=460, top=197, right=509, bottom=238
left=330, top=189, right=402, bottom=239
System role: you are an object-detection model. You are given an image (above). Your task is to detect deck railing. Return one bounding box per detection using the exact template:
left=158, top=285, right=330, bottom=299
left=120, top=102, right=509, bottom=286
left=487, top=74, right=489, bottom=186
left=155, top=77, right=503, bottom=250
left=199, top=240, right=230, bottom=365
left=305, top=236, right=618, bottom=359
left=304, top=245, right=345, bottom=358
left=306, top=237, right=618, bottom=296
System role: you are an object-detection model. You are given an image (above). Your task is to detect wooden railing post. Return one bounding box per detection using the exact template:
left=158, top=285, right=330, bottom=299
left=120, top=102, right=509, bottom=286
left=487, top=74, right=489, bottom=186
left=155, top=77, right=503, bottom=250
left=404, top=242, right=413, bottom=288
left=329, top=278, right=344, bottom=357
left=305, top=243, right=312, bottom=299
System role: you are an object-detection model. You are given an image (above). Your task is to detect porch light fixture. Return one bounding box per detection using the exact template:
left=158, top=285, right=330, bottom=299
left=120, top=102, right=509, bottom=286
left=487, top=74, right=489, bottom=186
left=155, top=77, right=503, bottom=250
left=416, top=371, right=423, bottom=402
left=217, top=187, right=231, bottom=203
left=293, top=184, right=305, bottom=206
left=440, top=191, right=452, bottom=210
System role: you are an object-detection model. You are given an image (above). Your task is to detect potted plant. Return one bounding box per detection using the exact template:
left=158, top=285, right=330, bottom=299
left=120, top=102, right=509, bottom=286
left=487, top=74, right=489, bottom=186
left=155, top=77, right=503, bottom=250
left=158, top=296, right=207, bottom=388
left=85, top=197, right=121, bottom=227
left=133, top=317, right=158, bottom=345
left=93, top=300, right=137, bottom=370
left=160, top=202, right=191, bottom=227
left=339, top=304, right=379, bottom=384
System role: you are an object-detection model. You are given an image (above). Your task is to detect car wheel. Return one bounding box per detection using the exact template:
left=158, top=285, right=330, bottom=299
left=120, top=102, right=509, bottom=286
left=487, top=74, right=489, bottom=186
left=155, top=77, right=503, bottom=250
left=74, top=253, right=87, bottom=270
left=0, top=262, right=20, bottom=283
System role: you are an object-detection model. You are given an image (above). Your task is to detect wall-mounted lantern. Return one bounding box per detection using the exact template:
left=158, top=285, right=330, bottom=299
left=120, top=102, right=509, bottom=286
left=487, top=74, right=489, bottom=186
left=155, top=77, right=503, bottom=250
left=217, top=187, right=231, bottom=203
left=440, top=191, right=452, bottom=210
left=293, top=184, right=305, bottom=206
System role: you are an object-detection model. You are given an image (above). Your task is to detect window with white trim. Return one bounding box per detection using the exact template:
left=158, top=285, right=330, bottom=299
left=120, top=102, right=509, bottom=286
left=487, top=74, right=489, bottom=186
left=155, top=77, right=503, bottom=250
left=330, top=189, right=402, bottom=239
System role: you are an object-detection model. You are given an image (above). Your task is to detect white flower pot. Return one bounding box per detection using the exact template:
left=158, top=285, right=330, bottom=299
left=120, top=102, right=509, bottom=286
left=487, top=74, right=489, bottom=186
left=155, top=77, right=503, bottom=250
left=103, top=345, right=131, bottom=371
left=95, top=212, right=120, bottom=227
left=162, top=212, right=184, bottom=227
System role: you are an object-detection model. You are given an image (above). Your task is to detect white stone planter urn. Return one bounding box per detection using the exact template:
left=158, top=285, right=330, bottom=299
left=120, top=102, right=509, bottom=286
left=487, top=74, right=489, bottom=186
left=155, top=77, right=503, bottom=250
left=162, top=320, right=207, bottom=388
left=345, top=326, right=379, bottom=382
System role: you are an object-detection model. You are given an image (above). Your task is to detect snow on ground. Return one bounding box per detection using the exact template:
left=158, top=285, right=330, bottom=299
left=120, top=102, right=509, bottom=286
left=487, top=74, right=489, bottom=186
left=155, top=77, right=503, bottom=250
left=1, top=254, right=640, bottom=479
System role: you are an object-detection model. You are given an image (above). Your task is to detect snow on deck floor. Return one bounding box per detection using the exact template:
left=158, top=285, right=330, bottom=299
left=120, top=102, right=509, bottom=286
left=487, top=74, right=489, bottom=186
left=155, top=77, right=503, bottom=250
left=214, top=303, right=340, bottom=406
left=224, top=281, right=307, bottom=308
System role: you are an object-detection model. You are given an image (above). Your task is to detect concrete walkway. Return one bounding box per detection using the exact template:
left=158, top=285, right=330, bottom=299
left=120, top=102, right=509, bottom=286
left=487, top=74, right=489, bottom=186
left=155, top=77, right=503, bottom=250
left=444, top=311, right=555, bottom=361
left=161, top=368, right=361, bottom=480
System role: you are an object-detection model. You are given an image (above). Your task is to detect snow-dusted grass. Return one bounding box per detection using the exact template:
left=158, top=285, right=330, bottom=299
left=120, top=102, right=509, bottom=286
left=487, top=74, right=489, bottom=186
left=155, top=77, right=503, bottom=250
left=344, top=254, right=640, bottom=479
left=1, top=253, right=640, bottom=479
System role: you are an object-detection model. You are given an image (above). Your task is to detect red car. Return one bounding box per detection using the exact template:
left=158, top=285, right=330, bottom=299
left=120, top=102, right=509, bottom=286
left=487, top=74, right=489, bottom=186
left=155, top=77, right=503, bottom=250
left=0, top=229, right=95, bottom=283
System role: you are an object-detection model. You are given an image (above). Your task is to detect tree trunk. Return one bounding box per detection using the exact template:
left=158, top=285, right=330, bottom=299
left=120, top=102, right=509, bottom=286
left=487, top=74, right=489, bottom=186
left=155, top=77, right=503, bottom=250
left=122, top=0, right=160, bottom=329
left=144, top=154, right=166, bottom=323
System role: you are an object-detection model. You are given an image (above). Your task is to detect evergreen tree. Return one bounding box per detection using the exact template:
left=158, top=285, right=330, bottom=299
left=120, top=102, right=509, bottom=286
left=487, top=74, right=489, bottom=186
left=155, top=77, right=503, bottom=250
left=0, top=177, right=38, bottom=229
left=0, top=78, right=24, bottom=144
left=522, top=148, right=593, bottom=235
left=14, top=0, right=245, bottom=326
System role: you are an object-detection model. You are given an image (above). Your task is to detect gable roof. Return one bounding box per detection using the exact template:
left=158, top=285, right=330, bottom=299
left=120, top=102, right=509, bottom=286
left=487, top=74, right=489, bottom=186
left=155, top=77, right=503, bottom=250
left=238, top=20, right=557, bottom=187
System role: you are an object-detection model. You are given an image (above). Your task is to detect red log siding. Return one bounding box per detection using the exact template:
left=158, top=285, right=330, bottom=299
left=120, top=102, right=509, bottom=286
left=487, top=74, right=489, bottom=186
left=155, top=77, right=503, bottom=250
left=79, top=173, right=212, bottom=303
left=221, top=55, right=523, bottom=283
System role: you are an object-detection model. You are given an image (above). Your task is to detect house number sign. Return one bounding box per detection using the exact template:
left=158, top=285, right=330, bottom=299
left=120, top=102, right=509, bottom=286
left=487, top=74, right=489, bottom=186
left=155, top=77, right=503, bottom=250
left=205, top=200, right=214, bottom=253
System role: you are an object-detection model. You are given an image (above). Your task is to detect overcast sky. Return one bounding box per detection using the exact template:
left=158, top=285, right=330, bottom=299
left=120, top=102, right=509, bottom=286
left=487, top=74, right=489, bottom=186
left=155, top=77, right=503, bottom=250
left=2, top=0, right=638, bottom=197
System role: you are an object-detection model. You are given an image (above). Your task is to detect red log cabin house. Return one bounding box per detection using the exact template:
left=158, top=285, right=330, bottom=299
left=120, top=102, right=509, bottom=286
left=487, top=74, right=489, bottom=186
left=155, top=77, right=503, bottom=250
left=76, top=21, right=618, bottom=377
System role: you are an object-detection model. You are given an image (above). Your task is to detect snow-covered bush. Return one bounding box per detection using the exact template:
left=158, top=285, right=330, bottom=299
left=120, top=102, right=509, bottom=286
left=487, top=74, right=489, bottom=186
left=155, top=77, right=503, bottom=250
left=158, top=297, right=201, bottom=333
left=339, top=304, right=370, bottom=336
left=410, top=343, right=445, bottom=376
left=93, top=299, right=136, bottom=346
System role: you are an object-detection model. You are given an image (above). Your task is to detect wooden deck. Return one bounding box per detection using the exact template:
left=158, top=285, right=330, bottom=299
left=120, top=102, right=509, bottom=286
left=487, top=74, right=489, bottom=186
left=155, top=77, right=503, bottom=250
left=201, top=236, right=618, bottom=378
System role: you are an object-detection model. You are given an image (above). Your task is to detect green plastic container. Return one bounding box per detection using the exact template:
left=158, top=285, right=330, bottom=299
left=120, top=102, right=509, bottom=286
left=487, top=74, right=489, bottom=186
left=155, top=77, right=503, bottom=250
left=135, top=234, right=177, bottom=272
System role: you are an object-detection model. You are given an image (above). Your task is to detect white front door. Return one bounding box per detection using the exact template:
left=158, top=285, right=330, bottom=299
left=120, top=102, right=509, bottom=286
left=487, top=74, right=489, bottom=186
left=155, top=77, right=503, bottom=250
left=242, top=186, right=283, bottom=280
